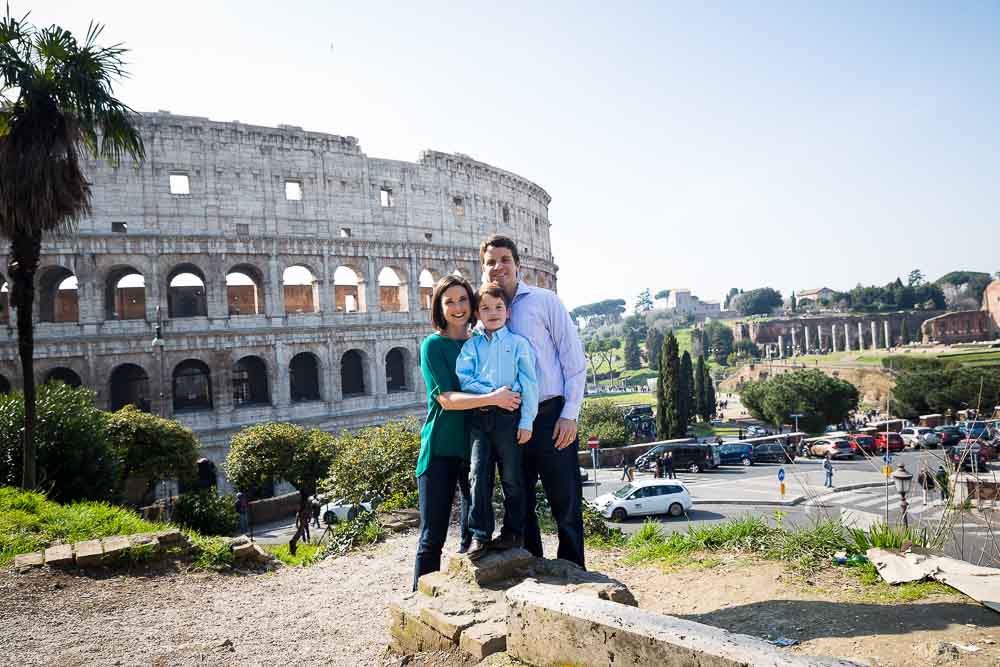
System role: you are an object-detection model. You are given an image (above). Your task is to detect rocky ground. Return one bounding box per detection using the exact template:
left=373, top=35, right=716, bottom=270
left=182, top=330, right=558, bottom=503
left=2, top=528, right=999, bottom=666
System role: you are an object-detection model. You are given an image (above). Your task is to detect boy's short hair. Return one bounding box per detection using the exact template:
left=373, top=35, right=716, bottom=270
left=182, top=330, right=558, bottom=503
left=430, top=274, right=477, bottom=331
left=475, top=281, right=511, bottom=310
left=479, top=234, right=520, bottom=266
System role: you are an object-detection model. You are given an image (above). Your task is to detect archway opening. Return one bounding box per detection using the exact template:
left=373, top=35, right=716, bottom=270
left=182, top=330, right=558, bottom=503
left=0, top=277, right=8, bottom=324
left=341, top=349, right=367, bottom=397
left=45, top=367, right=82, bottom=388
left=110, top=363, right=151, bottom=412
left=167, top=267, right=208, bottom=318
left=289, top=352, right=321, bottom=402
left=418, top=270, right=436, bottom=310
left=283, top=265, right=319, bottom=314
left=0, top=375, right=10, bottom=394
left=378, top=267, right=408, bottom=312
left=106, top=268, right=146, bottom=320
left=233, top=355, right=269, bottom=406
left=386, top=347, right=408, bottom=393
left=334, top=265, right=365, bottom=313
left=39, top=267, right=78, bottom=323
left=172, top=359, right=213, bottom=411
left=226, top=267, right=265, bottom=316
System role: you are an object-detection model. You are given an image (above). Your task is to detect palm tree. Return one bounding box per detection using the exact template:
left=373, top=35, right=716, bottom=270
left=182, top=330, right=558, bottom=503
left=0, top=10, right=144, bottom=489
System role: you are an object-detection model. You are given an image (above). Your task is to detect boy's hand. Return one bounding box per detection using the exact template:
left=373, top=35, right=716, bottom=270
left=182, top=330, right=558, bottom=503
left=517, top=429, right=532, bottom=444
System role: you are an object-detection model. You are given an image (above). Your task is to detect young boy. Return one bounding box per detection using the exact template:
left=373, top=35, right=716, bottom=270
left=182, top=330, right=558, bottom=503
left=456, top=282, right=538, bottom=558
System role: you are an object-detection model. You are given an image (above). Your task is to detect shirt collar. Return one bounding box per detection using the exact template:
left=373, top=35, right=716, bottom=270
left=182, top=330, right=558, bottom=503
left=512, top=281, right=533, bottom=302
left=473, top=324, right=510, bottom=341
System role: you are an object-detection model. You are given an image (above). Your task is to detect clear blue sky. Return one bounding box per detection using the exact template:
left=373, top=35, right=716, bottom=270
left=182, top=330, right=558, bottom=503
left=26, top=1, right=1000, bottom=310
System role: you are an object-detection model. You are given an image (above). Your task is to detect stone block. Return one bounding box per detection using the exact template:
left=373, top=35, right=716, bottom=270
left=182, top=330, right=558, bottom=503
left=505, top=581, right=863, bottom=667
left=459, top=622, right=506, bottom=660
left=154, top=529, right=185, bottom=545
left=232, top=543, right=256, bottom=562
left=74, top=540, right=104, bottom=567
left=44, top=544, right=74, bottom=567
left=101, top=536, right=132, bottom=560
left=419, top=606, right=477, bottom=642
left=14, top=552, right=44, bottom=569
left=447, top=547, right=534, bottom=586
left=416, top=571, right=451, bottom=598
left=128, top=533, right=159, bottom=549
left=388, top=594, right=453, bottom=654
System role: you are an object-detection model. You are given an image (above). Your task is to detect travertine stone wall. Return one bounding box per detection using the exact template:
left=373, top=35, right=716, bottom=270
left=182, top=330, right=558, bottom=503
left=0, top=112, right=558, bottom=485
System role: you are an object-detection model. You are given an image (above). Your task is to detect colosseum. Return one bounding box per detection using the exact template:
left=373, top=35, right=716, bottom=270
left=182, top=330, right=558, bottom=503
left=0, top=112, right=558, bottom=488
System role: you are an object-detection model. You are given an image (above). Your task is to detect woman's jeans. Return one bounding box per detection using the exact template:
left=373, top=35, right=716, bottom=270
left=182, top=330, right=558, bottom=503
left=413, top=455, right=468, bottom=591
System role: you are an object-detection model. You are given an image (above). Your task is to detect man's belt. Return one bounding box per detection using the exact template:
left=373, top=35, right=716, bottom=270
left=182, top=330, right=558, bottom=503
left=537, top=396, right=563, bottom=416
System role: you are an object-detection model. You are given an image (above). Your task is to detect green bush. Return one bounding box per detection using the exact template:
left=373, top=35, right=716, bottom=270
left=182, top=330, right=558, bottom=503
left=0, top=383, right=119, bottom=502
left=226, top=422, right=337, bottom=501
left=319, top=509, right=384, bottom=557
left=881, top=356, right=957, bottom=372
left=105, top=406, right=199, bottom=492
left=380, top=489, right=419, bottom=512
left=172, top=488, right=239, bottom=536
left=321, top=419, right=420, bottom=503
left=579, top=399, right=628, bottom=448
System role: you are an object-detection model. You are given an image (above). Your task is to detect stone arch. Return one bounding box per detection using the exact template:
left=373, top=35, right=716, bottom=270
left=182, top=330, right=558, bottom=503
left=167, top=264, right=208, bottom=318
left=232, top=355, right=270, bottom=406
left=334, top=265, right=366, bottom=313
left=341, top=349, right=370, bottom=397
left=0, top=374, right=10, bottom=395
left=385, top=347, right=411, bottom=393
left=289, top=351, right=322, bottom=402
left=226, top=264, right=266, bottom=316
left=0, top=272, right=8, bottom=325
left=38, top=266, right=78, bottom=323
left=283, top=264, right=319, bottom=314
left=378, top=266, right=409, bottom=312
left=44, top=366, right=82, bottom=388
left=418, top=269, right=438, bottom=310
left=172, top=359, right=213, bottom=411
left=109, top=363, right=151, bottom=412
left=105, top=265, right=146, bottom=320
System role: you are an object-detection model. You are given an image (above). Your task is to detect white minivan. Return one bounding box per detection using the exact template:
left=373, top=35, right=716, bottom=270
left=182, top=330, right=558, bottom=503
left=591, top=479, right=692, bottom=522
left=900, top=427, right=940, bottom=449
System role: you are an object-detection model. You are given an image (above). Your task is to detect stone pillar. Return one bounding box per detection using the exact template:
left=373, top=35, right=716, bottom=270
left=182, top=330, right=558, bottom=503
left=777, top=335, right=784, bottom=358
left=407, top=256, right=421, bottom=314
left=366, top=257, right=380, bottom=314
left=265, top=256, right=282, bottom=318
left=884, top=320, right=891, bottom=349
left=844, top=322, right=852, bottom=351
left=857, top=321, right=864, bottom=351
left=803, top=326, right=811, bottom=353
left=871, top=321, right=879, bottom=349
left=790, top=328, right=797, bottom=355
left=274, top=341, right=291, bottom=407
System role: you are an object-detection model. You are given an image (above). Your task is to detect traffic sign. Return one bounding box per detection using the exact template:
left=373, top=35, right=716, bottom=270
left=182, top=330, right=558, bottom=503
left=587, top=436, right=600, bottom=450
left=779, top=482, right=786, bottom=497
left=883, top=465, right=892, bottom=477
left=778, top=468, right=785, bottom=482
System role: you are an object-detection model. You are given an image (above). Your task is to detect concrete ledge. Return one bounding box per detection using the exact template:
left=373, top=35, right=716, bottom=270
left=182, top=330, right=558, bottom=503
left=505, top=580, right=864, bottom=667
left=696, top=482, right=889, bottom=507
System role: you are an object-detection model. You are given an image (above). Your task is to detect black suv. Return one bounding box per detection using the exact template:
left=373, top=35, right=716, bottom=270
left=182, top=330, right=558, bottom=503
left=637, top=443, right=719, bottom=473
left=752, top=442, right=795, bottom=463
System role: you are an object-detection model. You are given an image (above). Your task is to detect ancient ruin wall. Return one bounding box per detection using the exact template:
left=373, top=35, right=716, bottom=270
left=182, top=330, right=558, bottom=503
left=0, top=112, right=558, bottom=483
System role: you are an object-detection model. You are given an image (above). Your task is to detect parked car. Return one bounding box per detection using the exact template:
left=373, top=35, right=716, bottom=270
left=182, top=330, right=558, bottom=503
left=847, top=434, right=875, bottom=454
left=948, top=444, right=990, bottom=472
left=802, top=439, right=854, bottom=459
left=900, top=427, right=940, bottom=449
left=958, top=438, right=997, bottom=460
left=752, top=442, right=795, bottom=464
left=591, top=480, right=692, bottom=522
left=872, top=431, right=905, bottom=453
left=960, top=421, right=992, bottom=441
left=715, top=443, right=755, bottom=466
left=637, top=443, right=720, bottom=473
left=934, top=426, right=964, bottom=448
left=745, top=425, right=770, bottom=437
left=319, top=497, right=379, bottom=525
left=579, top=467, right=589, bottom=482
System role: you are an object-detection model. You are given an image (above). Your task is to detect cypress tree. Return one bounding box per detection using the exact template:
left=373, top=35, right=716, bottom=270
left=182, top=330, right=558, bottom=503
left=900, top=318, right=910, bottom=345
left=703, top=363, right=717, bottom=420
left=694, top=354, right=707, bottom=421
left=646, top=328, right=664, bottom=370
left=656, top=332, right=683, bottom=439
left=679, top=351, right=694, bottom=429
left=624, top=329, right=641, bottom=370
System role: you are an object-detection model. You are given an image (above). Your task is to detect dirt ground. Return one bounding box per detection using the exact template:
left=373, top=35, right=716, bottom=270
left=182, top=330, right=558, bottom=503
left=2, top=530, right=999, bottom=666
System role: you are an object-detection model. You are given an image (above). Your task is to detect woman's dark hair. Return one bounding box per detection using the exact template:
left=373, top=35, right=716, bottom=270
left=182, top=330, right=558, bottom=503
left=430, top=274, right=477, bottom=332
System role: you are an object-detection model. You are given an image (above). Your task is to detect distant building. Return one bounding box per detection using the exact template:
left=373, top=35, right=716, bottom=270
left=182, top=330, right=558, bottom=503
left=664, top=289, right=721, bottom=317
left=795, top=287, right=837, bottom=309
left=921, top=278, right=1000, bottom=344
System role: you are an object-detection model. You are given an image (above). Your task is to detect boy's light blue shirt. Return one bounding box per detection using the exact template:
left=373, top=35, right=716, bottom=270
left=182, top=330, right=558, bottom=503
left=456, top=325, right=539, bottom=431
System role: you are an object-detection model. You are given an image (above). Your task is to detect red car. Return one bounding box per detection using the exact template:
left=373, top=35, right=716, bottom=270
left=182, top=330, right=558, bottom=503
left=958, top=439, right=996, bottom=461
left=848, top=434, right=876, bottom=454
left=872, top=431, right=905, bottom=453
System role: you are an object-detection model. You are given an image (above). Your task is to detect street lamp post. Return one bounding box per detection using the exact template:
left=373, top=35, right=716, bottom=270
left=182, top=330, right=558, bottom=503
left=892, top=463, right=914, bottom=530
left=151, top=305, right=166, bottom=417
left=790, top=413, right=803, bottom=434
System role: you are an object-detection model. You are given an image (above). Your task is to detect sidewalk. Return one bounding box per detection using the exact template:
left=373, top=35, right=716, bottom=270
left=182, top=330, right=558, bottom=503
left=688, top=462, right=888, bottom=506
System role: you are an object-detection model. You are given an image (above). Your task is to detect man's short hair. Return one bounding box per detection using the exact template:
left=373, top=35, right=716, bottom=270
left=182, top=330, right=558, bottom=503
left=475, top=281, right=511, bottom=310
left=479, top=234, right=520, bottom=266
left=430, top=274, right=477, bottom=332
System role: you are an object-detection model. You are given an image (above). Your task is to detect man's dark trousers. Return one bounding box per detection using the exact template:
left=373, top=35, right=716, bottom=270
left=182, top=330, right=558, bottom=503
left=522, top=397, right=585, bottom=568
left=468, top=407, right=524, bottom=542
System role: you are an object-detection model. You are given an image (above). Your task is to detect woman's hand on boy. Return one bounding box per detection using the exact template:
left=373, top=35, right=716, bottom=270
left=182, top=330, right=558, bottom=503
left=490, top=386, right=521, bottom=411
left=517, top=429, right=532, bottom=444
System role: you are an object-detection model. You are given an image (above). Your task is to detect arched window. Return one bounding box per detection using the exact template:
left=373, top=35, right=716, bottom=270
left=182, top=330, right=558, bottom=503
left=418, top=270, right=436, bottom=310
left=386, top=348, right=409, bottom=392
left=105, top=267, right=146, bottom=320
left=39, top=267, right=78, bottom=323
left=172, top=360, right=213, bottom=411
left=334, top=265, right=365, bottom=313
left=0, top=277, right=8, bottom=324
left=341, top=350, right=367, bottom=397
left=233, top=356, right=270, bottom=406
left=45, top=367, right=82, bottom=388
left=226, top=266, right=265, bottom=316
left=283, top=265, right=319, bottom=314
left=167, top=266, right=208, bottom=318
left=289, top=352, right=321, bottom=402
left=109, top=364, right=151, bottom=412
left=0, top=375, right=10, bottom=395
left=378, top=267, right=408, bottom=312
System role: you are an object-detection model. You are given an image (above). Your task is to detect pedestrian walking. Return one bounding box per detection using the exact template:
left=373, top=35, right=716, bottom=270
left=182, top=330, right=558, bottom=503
left=935, top=465, right=950, bottom=502
left=311, top=495, right=321, bottom=529
left=655, top=455, right=663, bottom=479
left=823, top=455, right=834, bottom=488
left=235, top=491, right=249, bottom=534
left=665, top=451, right=676, bottom=479
left=620, top=455, right=629, bottom=481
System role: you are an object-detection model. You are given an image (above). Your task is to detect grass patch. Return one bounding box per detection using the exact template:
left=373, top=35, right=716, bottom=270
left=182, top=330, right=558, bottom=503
left=266, top=542, right=322, bottom=567
left=846, top=561, right=953, bottom=603
left=583, top=393, right=655, bottom=407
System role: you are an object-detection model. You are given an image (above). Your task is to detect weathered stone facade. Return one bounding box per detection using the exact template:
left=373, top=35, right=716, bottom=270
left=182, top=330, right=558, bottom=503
left=919, top=278, right=1000, bottom=344
left=984, top=279, right=1000, bottom=333
left=733, top=312, right=940, bottom=356
left=0, top=112, right=558, bottom=486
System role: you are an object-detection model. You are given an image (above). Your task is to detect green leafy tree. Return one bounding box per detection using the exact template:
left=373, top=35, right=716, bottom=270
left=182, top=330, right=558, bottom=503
left=694, top=355, right=707, bottom=421
left=635, top=288, right=653, bottom=314
left=623, top=329, right=641, bottom=370
left=645, top=328, right=664, bottom=371
left=893, top=367, right=1000, bottom=421
left=789, top=292, right=797, bottom=312
left=570, top=299, right=626, bottom=324
left=622, top=313, right=647, bottom=341
left=702, top=362, right=716, bottom=421
left=740, top=370, right=859, bottom=433
left=656, top=332, right=683, bottom=439
left=105, top=405, right=199, bottom=498
left=703, top=320, right=734, bottom=365
left=578, top=399, right=628, bottom=448
left=173, top=489, right=239, bottom=536
left=899, top=318, right=910, bottom=345
left=654, top=289, right=671, bottom=303
left=0, top=13, right=145, bottom=489
left=321, top=420, right=421, bottom=503
left=732, top=288, right=783, bottom=316
left=723, top=288, right=740, bottom=310
left=227, top=422, right=338, bottom=550
left=908, top=269, right=925, bottom=287
left=679, top=351, right=695, bottom=429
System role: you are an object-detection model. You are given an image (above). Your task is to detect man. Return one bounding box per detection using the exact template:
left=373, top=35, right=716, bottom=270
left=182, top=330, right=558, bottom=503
left=823, top=455, right=834, bottom=488
left=480, top=234, right=588, bottom=568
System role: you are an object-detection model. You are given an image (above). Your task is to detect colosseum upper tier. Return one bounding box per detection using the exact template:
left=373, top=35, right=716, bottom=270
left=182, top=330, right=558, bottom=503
left=0, top=111, right=558, bottom=472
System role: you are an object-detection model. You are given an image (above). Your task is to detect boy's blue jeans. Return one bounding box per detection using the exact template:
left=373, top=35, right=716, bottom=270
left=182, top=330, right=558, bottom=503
left=468, top=406, right=524, bottom=543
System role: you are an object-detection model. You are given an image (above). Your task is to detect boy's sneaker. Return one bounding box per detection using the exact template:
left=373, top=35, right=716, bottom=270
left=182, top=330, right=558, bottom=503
left=488, top=534, right=522, bottom=551
left=466, top=539, right=489, bottom=561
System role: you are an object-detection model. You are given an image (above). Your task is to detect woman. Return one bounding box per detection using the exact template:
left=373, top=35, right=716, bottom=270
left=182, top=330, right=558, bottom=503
left=412, top=275, right=521, bottom=590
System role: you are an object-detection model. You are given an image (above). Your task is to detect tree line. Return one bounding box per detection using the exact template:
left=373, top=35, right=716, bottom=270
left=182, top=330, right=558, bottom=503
left=655, top=332, right=716, bottom=439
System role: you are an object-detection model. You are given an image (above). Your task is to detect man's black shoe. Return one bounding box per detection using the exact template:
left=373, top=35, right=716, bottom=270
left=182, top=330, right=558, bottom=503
left=466, top=539, right=489, bottom=560
left=457, top=542, right=471, bottom=555
left=488, top=534, right=522, bottom=551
